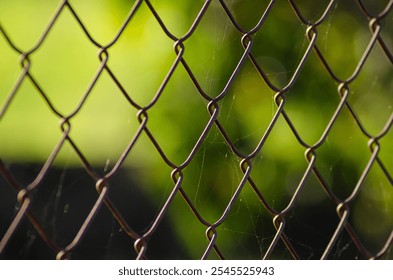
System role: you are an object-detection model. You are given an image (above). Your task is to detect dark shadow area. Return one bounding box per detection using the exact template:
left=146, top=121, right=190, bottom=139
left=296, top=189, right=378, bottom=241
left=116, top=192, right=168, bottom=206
left=0, top=164, right=188, bottom=259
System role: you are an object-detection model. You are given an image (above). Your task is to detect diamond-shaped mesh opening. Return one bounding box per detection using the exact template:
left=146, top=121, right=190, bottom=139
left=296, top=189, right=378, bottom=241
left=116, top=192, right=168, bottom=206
left=106, top=3, right=175, bottom=107
left=0, top=78, right=60, bottom=163
left=182, top=5, right=244, bottom=98
left=68, top=0, right=139, bottom=45
left=30, top=8, right=99, bottom=115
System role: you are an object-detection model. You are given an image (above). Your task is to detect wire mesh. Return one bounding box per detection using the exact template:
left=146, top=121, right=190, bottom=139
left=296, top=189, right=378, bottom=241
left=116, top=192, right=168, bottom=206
left=0, top=0, right=392, bottom=260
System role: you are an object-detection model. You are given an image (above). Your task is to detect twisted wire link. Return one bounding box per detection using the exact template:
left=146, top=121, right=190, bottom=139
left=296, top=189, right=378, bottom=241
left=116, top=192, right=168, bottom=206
left=0, top=0, right=391, bottom=259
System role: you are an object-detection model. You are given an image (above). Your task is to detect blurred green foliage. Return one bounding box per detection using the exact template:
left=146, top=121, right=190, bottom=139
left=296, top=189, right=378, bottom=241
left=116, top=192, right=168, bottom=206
left=0, top=0, right=392, bottom=259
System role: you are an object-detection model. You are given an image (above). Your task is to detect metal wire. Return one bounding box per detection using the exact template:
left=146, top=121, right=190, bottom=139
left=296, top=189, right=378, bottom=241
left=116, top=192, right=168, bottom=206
left=0, top=0, right=392, bottom=260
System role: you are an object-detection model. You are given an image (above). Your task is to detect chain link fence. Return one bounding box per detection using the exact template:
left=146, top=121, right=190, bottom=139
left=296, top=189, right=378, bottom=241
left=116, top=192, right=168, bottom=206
left=0, top=0, right=392, bottom=259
